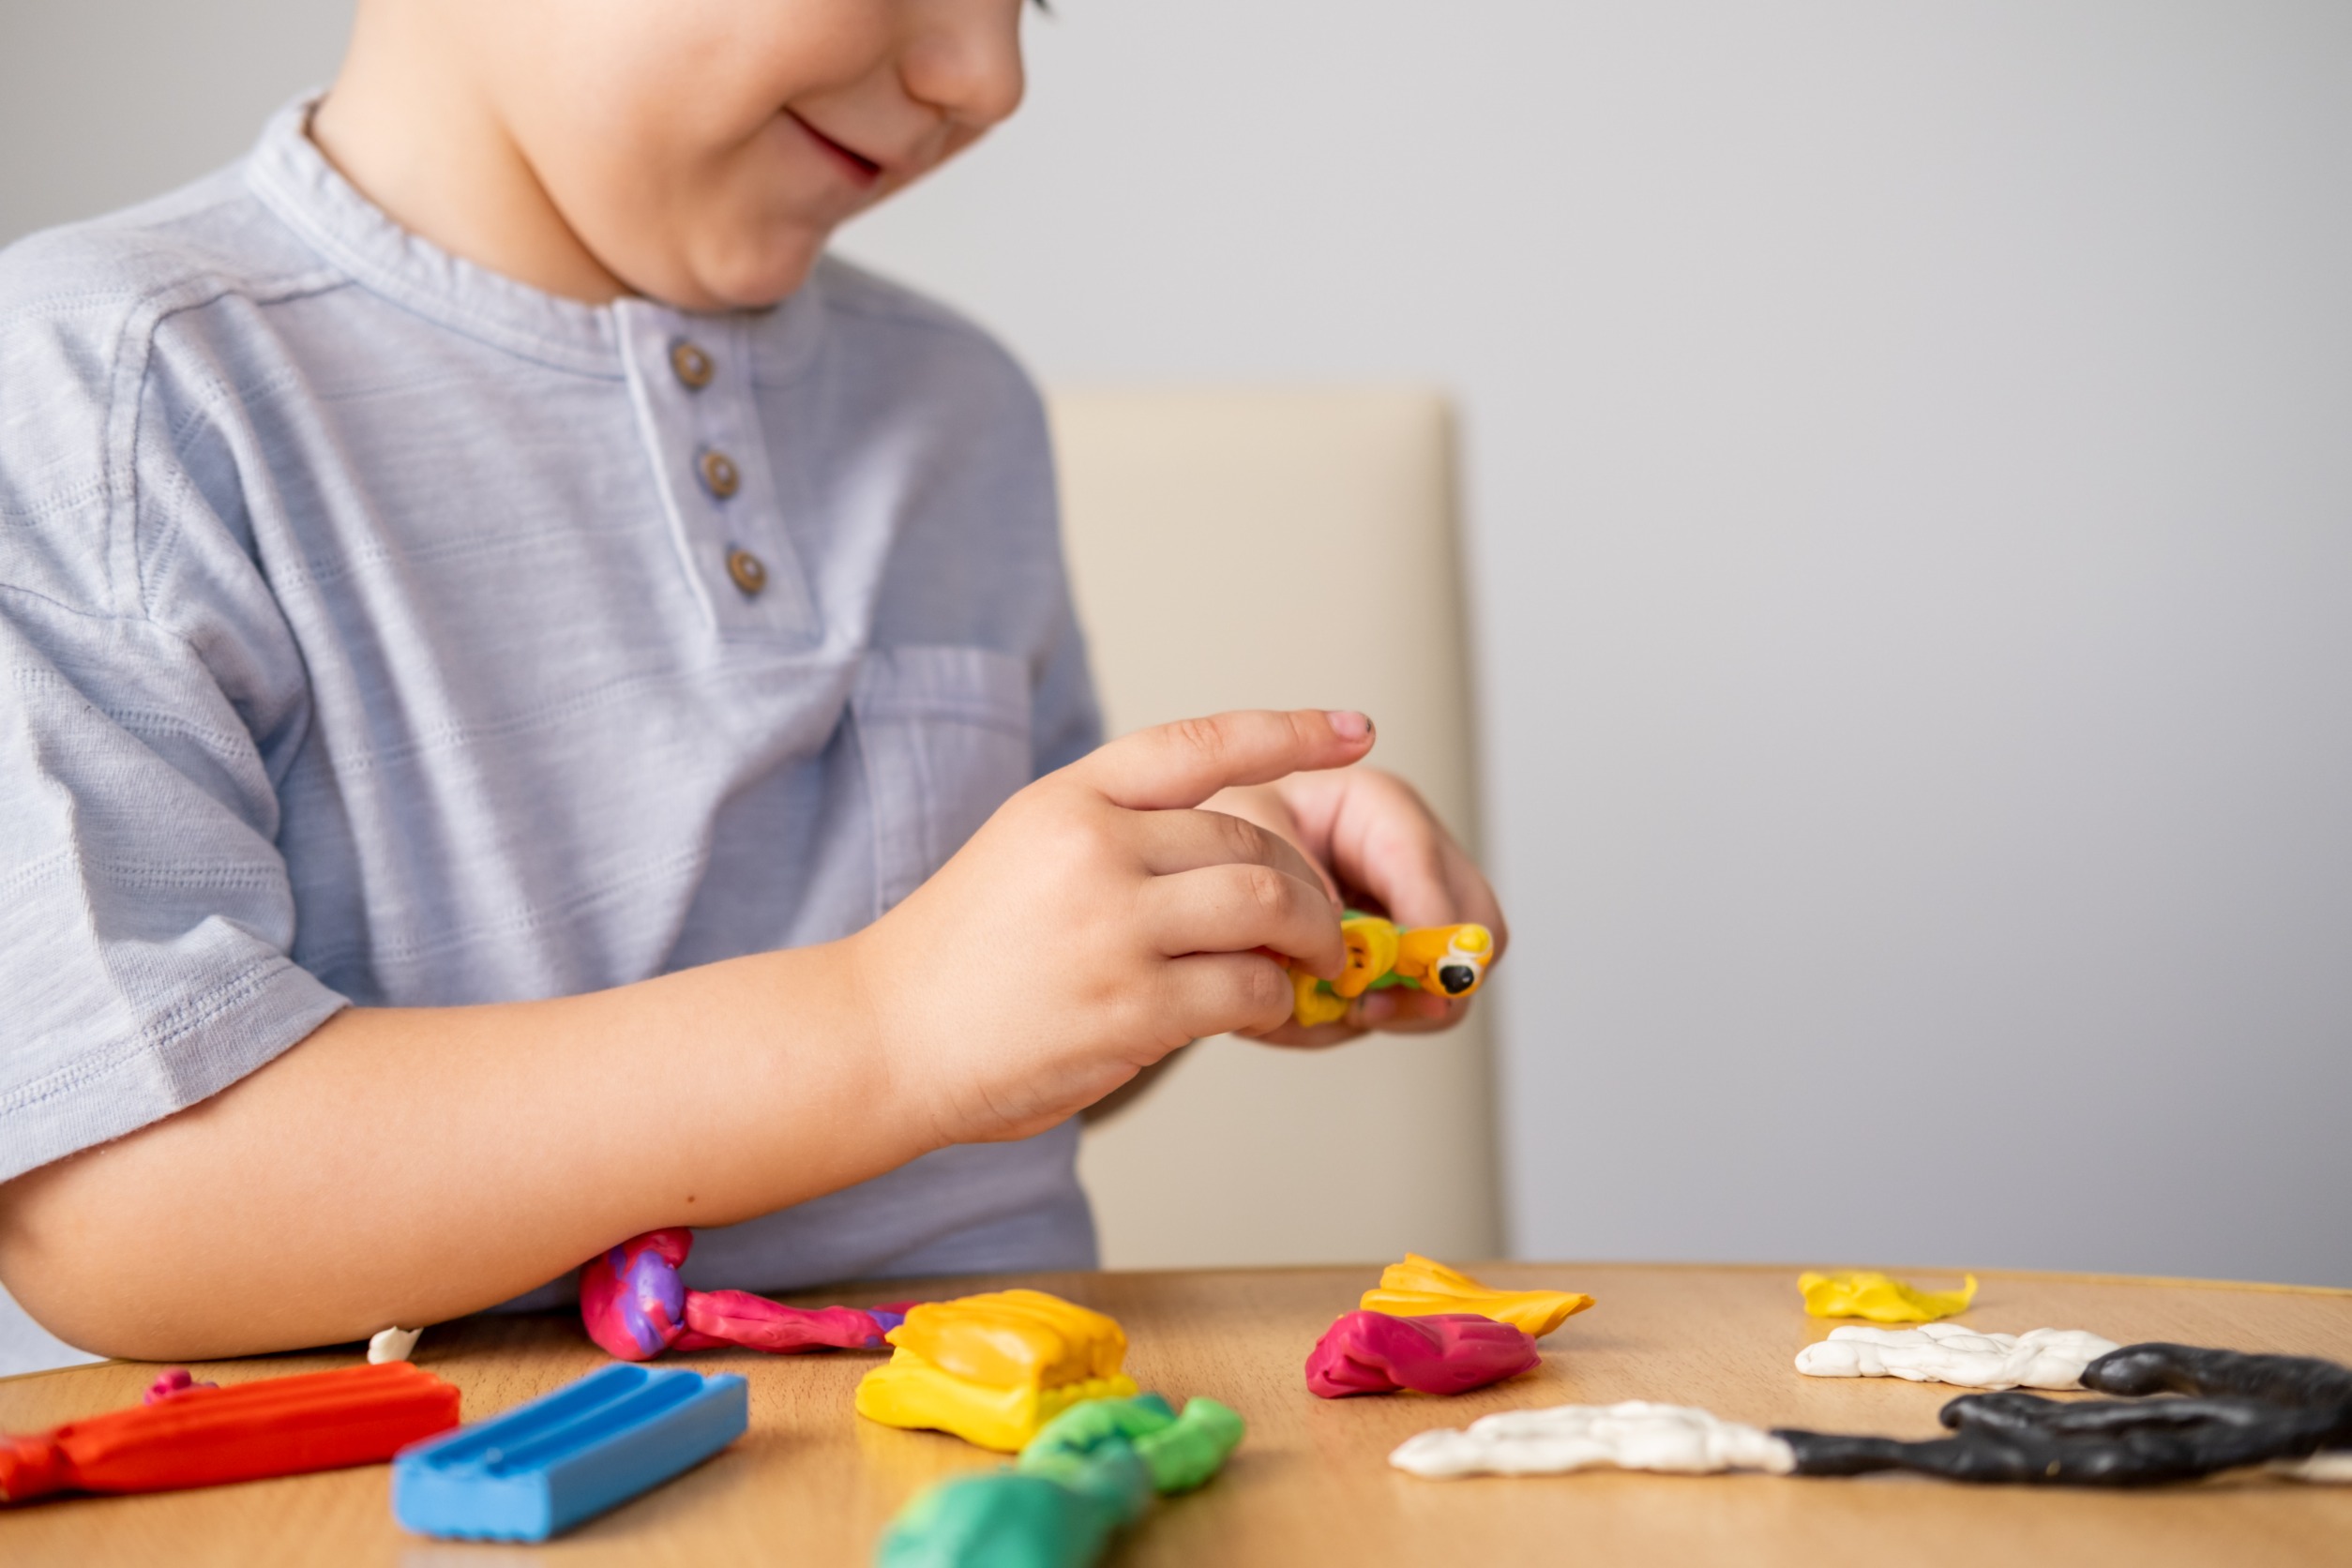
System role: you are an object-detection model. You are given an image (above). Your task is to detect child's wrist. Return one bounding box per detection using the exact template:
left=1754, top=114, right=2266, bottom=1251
left=831, top=926, right=955, bottom=1157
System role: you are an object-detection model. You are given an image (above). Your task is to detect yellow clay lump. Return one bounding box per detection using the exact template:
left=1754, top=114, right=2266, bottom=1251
left=1360, top=1254, right=1594, bottom=1338
left=1799, top=1271, right=1979, bottom=1323
left=855, top=1289, right=1138, bottom=1453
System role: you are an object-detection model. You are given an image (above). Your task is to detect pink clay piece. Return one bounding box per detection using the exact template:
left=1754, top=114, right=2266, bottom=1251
left=683, top=1289, right=890, bottom=1352
left=141, top=1368, right=218, bottom=1405
left=1304, top=1310, right=1540, bottom=1397
left=577, top=1228, right=907, bottom=1361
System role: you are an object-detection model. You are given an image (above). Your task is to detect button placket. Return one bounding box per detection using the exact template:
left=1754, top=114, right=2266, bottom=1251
left=618, top=302, right=816, bottom=641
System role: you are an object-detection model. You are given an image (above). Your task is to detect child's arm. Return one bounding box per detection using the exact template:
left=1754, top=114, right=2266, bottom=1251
left=0, top=710, right=1368, bottom=1361
left=1206, top=768, right=1508, bottom=1045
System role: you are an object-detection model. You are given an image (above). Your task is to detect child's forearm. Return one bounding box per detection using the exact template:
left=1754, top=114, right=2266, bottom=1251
left=0, top=938, right=932, bottom=1362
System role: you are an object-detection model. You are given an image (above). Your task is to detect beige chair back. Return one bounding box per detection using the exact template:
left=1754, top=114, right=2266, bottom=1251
left=1049, top=387, right=1503, bottom=1268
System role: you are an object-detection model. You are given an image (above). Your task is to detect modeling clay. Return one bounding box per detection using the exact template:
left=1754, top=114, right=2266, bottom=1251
left=1392, top=1401, right=1796, bottom=1478
left=0, top=1362, right=460, bottom=1503
left=142, top=1369, right=217, bottom=1404
left=1797, top=1324, right=2119, bottom=1390
left=1359, top=1255, right=1593, bottom=1338
left=369, top=1327, right=423, bottom=1364
left=1781, top=1342, right=2352, bottom=1485
left=876, top=1393, right=1244, bottom=1568
left=1393, top=1344, right=2352, bottom=1489
left=393, top=1364, right=746, bottom=1540
left=578, top=1228, right=899, bottom=1361
left=1305, top=1311, right=1539, bottom=1397
left=2273, top=1451, right=2352, bottom=1484
left=1799, top=1271, right=1978, bottom=1322
left=1289, top=915, right=1495, bottom=1026
left=1018, top=1393, right=1246, bottom=1495
left=857, top=1290, right=1139, bottom=1453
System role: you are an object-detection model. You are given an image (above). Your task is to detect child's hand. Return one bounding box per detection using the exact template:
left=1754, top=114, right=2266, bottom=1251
left=1205, top=768, right=1507, bottom=1048
left=850, top=710, right=1375, bottom=1147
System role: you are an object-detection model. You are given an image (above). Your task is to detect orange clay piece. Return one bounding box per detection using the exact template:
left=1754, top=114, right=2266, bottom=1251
left=1291, top=917, right=1494, bottom=1027
left=1800, top=1271, right=1980, bottom=1323
left=855, top=1289, right=1139, bottom=1453
left=0, top=1361, right=460, bottom=1503
left=1360, top=1254, right=1595, bottom=1338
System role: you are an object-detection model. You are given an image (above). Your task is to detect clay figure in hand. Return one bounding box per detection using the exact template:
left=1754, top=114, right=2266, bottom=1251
left=1306, top=1311, right=1540, bottom=1397
left=1797, top=1324, right=2120, bottom=1391
left=1781, top=1342, right=2352, bottom=1485
left=1289, top=914, right=1495, bottom=1026
left=578, top=1229, right=906, bottom=1362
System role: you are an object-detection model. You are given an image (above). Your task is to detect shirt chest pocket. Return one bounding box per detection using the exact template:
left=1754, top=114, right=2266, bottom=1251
left=852, top=646, right=1035, bottom=912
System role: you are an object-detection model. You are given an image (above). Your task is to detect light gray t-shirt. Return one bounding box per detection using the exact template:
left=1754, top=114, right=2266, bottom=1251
left=0, top=104, right=1102, bottom=1300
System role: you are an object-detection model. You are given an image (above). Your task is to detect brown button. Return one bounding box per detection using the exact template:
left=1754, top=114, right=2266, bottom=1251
left=698, top=448, right=741, bottom=499
left=670, top=339, right=715, bottom=389
left=726, top=548, right=768, bottom=596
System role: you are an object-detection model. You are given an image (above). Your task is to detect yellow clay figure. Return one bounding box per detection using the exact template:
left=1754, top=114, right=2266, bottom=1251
left=1290, top=916, right=1494, bottom=1027
left=1359, top=1254, right=1594, bottom=1338
left=1799, top=1271, right=1980, bottom=1323
left=855, top=1289, right=1139, bottom=1453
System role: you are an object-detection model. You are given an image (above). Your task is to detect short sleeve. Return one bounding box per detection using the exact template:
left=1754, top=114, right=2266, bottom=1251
left=0, top=309, right=345, bottom=1183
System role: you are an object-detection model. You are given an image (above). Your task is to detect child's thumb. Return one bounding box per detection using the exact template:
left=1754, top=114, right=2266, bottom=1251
left=1078, top=709, right=1375, bottom=811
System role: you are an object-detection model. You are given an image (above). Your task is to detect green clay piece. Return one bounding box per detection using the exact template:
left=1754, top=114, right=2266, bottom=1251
left=1015, top=1443, right=1153, bottom=1524
left=1132, top=1399, right=1246, bottom=1494
left=875, top=1471, right=1125, bottom=1568
left=1018, top=1393, right=1178, bottom=1470
left=874, top=1394, right=1246, bottom=1568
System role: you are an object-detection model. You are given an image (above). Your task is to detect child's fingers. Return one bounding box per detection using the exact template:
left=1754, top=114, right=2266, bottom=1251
left=1155, top=952, right=1301, bottom=1039
left=1238, top=1017, right=1366, bottom=1049
left=1353, top=988, right=1466, bottom=1032
left=1324, top=774, right=1509, bottom=956
left=1325, top=771, right=1463, bottom=928
left=1142, top=863, right=1347, bottom=975
left=1129, top=807, right=1334, bottom=897
left=1075, top=710, right=1374, bottom=812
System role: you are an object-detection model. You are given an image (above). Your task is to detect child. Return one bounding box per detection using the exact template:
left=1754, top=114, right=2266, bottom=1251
left=0, top=0, right=1505, bottom=1360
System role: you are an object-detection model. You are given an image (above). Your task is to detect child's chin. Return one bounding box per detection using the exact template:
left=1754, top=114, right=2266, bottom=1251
left=682, top=231, right=826, bottom=312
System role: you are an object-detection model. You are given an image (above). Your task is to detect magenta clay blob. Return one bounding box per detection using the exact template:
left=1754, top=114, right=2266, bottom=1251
left=1304, top=1310, right=1540, bottom=1397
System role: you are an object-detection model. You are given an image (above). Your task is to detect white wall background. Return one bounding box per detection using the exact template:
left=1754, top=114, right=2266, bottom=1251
left=5, top=1, right=2349, bottom=1300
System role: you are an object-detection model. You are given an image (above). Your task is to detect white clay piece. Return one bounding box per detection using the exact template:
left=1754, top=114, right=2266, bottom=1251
left=1390, top=1400, right=1796, bottom=1479
left=368, top=1325, right=424, bottom=1364
left=2269, top=1451, right=2352, bottom=1484
left=1794, top=1323, right=2120, bottom=1391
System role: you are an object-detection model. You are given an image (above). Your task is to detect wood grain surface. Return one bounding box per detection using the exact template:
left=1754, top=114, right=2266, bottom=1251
left=3, top=1262, right=2348, bottom=1566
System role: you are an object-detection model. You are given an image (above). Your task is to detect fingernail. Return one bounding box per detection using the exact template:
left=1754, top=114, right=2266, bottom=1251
left=1328, top=710, right=1372, bottom=742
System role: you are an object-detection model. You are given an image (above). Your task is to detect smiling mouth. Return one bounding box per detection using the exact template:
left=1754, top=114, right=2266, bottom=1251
left=787, top=111, right=882, bottom=187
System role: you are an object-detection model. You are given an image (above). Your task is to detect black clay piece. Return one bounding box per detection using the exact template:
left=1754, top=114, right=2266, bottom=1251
left=1775, top=1342, right=2352, bottom=1486
left=2082, top=1342, right=2352, bottom=1410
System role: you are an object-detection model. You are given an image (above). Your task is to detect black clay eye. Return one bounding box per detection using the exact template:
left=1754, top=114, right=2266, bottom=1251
left=1438, top=964, right=1477, bottom=995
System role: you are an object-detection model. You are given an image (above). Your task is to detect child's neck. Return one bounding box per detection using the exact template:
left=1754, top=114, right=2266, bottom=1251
left=309, top=8, right=631, bottom=307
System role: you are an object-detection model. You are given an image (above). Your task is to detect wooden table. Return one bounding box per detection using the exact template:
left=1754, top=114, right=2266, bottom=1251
left=4, top=1263, right=2348, bottom=1566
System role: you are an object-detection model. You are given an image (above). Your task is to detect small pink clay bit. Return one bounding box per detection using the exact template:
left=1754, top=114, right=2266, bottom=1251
left=142, top=1369, right=218, bottom=1406
left=1305, top=1310, right=1540, bottom=1398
